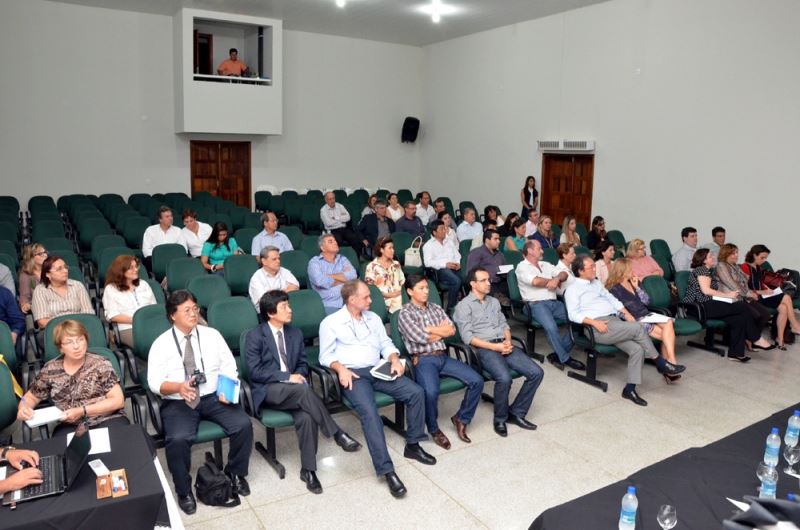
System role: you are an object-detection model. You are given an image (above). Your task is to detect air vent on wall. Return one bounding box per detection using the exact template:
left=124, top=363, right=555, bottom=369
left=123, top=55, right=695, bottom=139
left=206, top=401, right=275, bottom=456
left=537, top=140, right=596, bottom=152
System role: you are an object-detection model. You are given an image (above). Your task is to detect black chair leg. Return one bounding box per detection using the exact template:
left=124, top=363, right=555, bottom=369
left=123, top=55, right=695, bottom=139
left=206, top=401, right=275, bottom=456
left=567, top=348, right=608, bottom=392
left=688, top=329, right=724, bottom=356
left=381, top=402, right=407, bottom=437
left=255, top=426, right=286, bottom=479
left=526, top=326, right=545, bottom=362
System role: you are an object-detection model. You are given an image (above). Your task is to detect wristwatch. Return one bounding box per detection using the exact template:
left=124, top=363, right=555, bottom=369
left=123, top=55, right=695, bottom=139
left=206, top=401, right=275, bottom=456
left=1, top=446, right=13, bottom=461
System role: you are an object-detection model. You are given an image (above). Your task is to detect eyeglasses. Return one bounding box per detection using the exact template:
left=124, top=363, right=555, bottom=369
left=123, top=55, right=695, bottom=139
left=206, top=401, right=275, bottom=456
left=61, top=336, right=86, bottom=348
left=180, top=306, right=201, bottom=315
left=34, top=251, right=49, bottom=257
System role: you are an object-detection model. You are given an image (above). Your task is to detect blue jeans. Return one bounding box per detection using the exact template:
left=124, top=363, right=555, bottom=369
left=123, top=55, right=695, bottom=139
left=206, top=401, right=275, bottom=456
left=527, top=300, right=574, bottom=363
left=476, top=346, right=544, bottom=422
left=414, top=354, right=484, bottom=434
left=342, top=368, right=427, bottom=475
left=435, top=268, right=463, bottom=310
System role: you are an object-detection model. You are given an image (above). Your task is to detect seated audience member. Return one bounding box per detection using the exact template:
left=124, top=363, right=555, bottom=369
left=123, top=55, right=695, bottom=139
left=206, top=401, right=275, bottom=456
left=702, top=226, right=726, bottom=258
left=251, top=211, right=293, bottom=255
left=520, top=175, right=539, bottom=219
left=385, top=193, right=404, bottom=222
left=453, top=267, right=543, bottom=436
left=560, top=215, right=582, bottom=246
left=437, top=211, right=460, bottom=247
left=18, top=243, right=47, bottom=313
left=320, top=191, right=363, bottom=251
left=358, top=200, right=396, bottom=251
left=626, top=238, right=663, bottom=279
left=471, top=219, right=496, bottom=250
left=565, top=257, right=681, bottom=406
left=586, top=215, right=607, bottom=251
left=422, top=220, right=463, bottom=311
left=498, top=212, right=520, bottom=239
left=308, top=234, right=357, bottom=314
left=31, top=256, right=93, bottom=329
left=142, top=206, right=187, bottom=271
left=201, top=222, right=241, bottom=274
left=684, top=249, right=774, bottom=362
left=594, top=241, right=616, bottom=285
left=249, top=246, right=299, bottom=309
left=245, top=290, right=361, bottom=494
left=0, top=448, right=43, bottom=495
left=395, top=201, right=426, bottom=239
left=432, top=198, right=457, bottom=230
left=217, top=48, right=248, bottom=76
left=741, top=244, right=793, bottom=298
left=102, top=256, right=158, bottom=348
left=484, top=205, right=504, bottom=226
left=416, top=191, right=436, bottom=225
left=504, top=218, right=528, bottom=252
left=671, top=226, right=698, bottom=272
left=554, top=243, right=578, bottom=295
left=364, top=236, right=405, bottom=314
left=147, top=291, right=253, bottom=514
left=466, top=229, right=509, bottom=304
left=361, top=194, right=379, bottom=218
left=398, top=275, right=484, bottom=449
left=0, top=286, right=25, bottom=347
left=515, top=241, right=584, bottom=371
left=456, top=208, right=482, bottom=242
left=531, top=215, right=558, bottom=249
left=319, top=280, right=435, bottom=498
left=718, top=244, right=799, bottom=350
left=0, top=263, right=14, bottom=297
left=18, top=320, right=128, bottom=435
left=605, top=259, right=685, bottom=382
left=180, top=209, right=212, bottom=258
left=524, top=209, right=540, bottom=238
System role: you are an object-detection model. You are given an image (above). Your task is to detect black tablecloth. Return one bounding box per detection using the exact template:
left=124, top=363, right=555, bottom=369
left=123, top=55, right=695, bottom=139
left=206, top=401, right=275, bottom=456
left=0, top=424, right=169, bottom=530
left=531, top=402, right=800, bottom=530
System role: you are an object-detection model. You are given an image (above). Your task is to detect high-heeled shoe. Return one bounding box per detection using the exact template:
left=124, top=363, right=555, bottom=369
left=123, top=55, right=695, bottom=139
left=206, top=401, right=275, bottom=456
left=663, top=373, right=682, bottom=384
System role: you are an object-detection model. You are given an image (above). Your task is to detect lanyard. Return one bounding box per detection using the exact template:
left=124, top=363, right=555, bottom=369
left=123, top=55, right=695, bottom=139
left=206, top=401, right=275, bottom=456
left=171, top=328, right=206, bottom=373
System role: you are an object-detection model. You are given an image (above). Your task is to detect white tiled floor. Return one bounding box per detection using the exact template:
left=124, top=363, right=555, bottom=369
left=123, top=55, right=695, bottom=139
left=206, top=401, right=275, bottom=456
left=159, top=327, right=800, bottom=530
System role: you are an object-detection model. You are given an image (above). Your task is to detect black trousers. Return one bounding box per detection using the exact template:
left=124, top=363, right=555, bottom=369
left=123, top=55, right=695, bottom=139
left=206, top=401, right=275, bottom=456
left=261, top=383, right=340, bottom=471
left=161, top=395, right=253, bottom=496
left=702, top=300, right=760, bottom=356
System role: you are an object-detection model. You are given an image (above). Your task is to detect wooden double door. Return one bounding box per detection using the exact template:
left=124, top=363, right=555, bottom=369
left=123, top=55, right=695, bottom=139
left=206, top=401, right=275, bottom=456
left=539, top=154, right=594, bottom=228
left=190, top=141, right=251, bottom=209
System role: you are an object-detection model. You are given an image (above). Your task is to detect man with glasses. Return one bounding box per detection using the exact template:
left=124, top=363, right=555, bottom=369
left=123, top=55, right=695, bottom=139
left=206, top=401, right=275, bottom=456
left=249, top=246, right=300, bottom=309
left=148, top=290, right=253, bottom=515
left=251, top=210, right=293, bottom=255
left=466, top=228, right=510, bottom=305
left=395, top=201, right=425, bottom=238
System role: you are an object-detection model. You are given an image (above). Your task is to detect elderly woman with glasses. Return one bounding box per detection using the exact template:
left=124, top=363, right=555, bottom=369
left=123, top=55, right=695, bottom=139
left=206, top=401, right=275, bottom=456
left=626, top=238, right=664, bottom=279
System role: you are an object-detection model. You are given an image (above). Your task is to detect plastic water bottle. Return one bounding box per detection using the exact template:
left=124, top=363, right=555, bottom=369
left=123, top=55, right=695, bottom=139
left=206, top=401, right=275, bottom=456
left=765, top=427, right=781, bottom=466
left=618, top=486, right=638, bottom=530
left=785, top=411, right=800, bottom=447
left=759, top=465, right=778, bottom=499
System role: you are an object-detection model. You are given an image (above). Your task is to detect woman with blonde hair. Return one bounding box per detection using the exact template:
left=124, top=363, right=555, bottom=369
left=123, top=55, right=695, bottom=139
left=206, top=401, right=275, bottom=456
left=531, top=215, right=558, bottom=249
left=626, top=238, right=664, bottom=279
left=559, top=215, right=581, bottom=246
left=18, top=243, right=48, bottom=313
left=606, top=259, right=683, bottom=382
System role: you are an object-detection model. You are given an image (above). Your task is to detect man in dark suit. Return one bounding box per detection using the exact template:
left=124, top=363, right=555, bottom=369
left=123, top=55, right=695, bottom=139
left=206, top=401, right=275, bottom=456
left=357, top=200, right=395, bottom=253
left=245, top=290, right=361, bottom=494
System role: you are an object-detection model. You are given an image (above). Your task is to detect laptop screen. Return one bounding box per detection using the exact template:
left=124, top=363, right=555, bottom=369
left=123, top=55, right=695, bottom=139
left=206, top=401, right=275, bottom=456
left=64, top=425, right=91, bottom=487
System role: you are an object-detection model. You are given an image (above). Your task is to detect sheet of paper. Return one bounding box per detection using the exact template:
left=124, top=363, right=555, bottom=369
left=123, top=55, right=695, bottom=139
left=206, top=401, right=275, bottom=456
left=763, top=287, right=783, bottom=298
left=0, top=467, right=6, bottom=480
left=497, top=264, right=514, bottom=274
left=641, top=313, right=672, bottom=323
left=712, top=296, right=734, bottom=304
left=67, top=427, right=111, bottom=455
left=24, top=406, right=63, bottom=428
left=726, top=497, right=750, bottom=511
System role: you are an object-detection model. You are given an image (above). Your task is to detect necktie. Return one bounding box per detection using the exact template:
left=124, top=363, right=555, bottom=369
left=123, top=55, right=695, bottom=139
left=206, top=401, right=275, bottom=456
left=183, top=334, right=200, bottom=409
left=276, top=330, right=290, bottom=371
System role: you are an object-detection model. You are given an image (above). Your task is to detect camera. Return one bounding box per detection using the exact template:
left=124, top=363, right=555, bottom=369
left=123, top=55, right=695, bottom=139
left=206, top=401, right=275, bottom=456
left=190, top=369, right=207, bottom=387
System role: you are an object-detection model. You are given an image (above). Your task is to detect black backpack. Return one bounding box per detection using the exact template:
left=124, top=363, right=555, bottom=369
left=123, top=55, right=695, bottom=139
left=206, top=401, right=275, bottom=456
left=194, top=454, right=240, bottom=508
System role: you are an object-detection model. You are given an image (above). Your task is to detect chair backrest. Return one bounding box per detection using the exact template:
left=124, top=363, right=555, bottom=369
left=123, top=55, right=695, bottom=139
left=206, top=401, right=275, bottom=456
left=391, top=232, right=414, bottom=266
left=90, top=234, right=126, bottom=265
left=0, top=254, right=17, bottom=282
left=233, top=228, right=259, bottom=256
left=649, top=239, right=672, bottom=260
left=652, top=252, right=674, bottom=282
left=32, top=219, right=65, bottom=241
left=279, top=250, right=311, bottom=288
left=507, top=266, right=522, bottom=303
left=41, top=237, right=74, bottom=254
left=642, top=275, right=672, bottom=310
left=300, top=236, right=321, bottom=256
left=78, top=220, right=113, bottom=251
left=542, top=247, right=558, bottom=266
left=166, top=257, right=207, bottom=292
left=281, top=226, right=304, bottom=249
left=132, top=304, right=171, bottom=363
left=207, top=296, right=259, bottom=353
left=122, top=216, right=151, bottom=249
left=0, top=321, right=19, bottom=376
left=574, top=245, right=592, bottom=257
left=301, top=204, right=322, bottom=232
left=187, top=274, right=232, bottom=310
left=503, top=250, right=523, bottom=267
left=400, top=279, right=442, bottom=306
left=90, top=347, right=124, bottom=382
left=606, top=230, right=626, bottom=252
left=0, top=223, right=19, bottom=248
left=389, top=311, right=408, bottom=356
left=338, top=247, right=360, bottom=275
left=152, top=243, right=188, bottom=281
left=43, top=314, right=108, bottom=363
left=287, top=290, right=327, bottom=340
left=254, top=191, right=271, bottom=211
left=223, top=255, right=260, bottom=296
left=674, top=270, right=691, bottom=300
left=367, top=284, right=389, bottom=324
left=144, top=278, right=166, bottom=304
left=0, top=362, right=18, bottom=432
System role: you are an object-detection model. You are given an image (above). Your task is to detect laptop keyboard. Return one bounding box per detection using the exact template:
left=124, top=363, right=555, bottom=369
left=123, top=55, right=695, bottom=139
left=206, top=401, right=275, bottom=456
left=20, top=456, right=58, bottom=499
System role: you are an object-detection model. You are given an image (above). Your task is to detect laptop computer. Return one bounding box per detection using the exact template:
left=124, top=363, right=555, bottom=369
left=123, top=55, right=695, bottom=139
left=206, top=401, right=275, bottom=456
left=2, top=424, right=92, bottom=505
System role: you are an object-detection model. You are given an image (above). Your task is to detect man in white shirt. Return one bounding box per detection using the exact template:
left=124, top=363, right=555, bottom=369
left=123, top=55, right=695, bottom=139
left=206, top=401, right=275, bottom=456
left=515, top=240, right=584, bottom=371
left=524, top=210, right=540, bottom=238
left=701, top=226, right=726, bottom=259
left=564, top=256, right=683, bottom=407
left=422, top=220, right=462, bottom=311
left=319, top=280, right=434, bottom=499
left=249, top=245, right=300, bottom=308
left=251, top=211, right=293, bottom=255
left=180, top=209, right=212, bottom=258
left=147, top=290, right=253, bottom=514
left=141, top=206, right=187, bottom=271
left=416, top=191, right=436, bottom=225
left=456, top=208, right=482, bottom=242
left=432, top=198, right=457, bottom=230
left=319, top=191, right=362, bottom=251
left=671, top=226, right=698, bottom=272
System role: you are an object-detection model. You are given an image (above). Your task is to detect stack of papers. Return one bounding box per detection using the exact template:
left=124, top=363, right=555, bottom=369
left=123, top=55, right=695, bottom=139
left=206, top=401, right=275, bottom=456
left=23, top=406, right=63, bottom=428
left=712, top=296, right=734, bottom=304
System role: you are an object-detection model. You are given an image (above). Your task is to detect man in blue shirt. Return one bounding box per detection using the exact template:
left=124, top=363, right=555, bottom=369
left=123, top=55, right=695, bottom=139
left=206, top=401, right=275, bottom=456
left=251, top=211, right=294, bottom=255
left=307, top=234, right=357, bottom=314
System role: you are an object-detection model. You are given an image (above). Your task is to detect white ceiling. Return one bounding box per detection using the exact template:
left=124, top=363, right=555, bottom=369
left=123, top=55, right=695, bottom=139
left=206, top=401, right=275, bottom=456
left=48, top=0, right=610, bottom=46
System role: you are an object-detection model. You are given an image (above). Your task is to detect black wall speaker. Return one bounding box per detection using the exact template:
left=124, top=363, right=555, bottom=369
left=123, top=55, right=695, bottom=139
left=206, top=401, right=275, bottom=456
left=401, top=117, right=420, bottom=143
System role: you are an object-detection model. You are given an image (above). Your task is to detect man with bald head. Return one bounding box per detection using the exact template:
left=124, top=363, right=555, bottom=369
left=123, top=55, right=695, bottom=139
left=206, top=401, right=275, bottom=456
left=320, top=191, right=363, bottom=251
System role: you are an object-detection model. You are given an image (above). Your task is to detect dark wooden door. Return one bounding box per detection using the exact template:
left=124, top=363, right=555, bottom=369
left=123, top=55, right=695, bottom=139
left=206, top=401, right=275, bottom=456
left=190, top=141, right=251, bottom=209
left=540, top=154, right=594, bottom=227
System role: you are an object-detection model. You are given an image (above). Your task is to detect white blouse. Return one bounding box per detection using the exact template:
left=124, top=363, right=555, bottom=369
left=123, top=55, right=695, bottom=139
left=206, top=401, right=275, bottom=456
left=386, top=205, right=404, bottom=222
left=102, top=281, right=158, bottom=331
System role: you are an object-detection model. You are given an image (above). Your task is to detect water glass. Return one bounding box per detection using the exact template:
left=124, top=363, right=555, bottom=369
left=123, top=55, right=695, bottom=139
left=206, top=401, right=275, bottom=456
left=657, top=504, right=677, bottom=530
left=783, top=444, right=800, bottom=475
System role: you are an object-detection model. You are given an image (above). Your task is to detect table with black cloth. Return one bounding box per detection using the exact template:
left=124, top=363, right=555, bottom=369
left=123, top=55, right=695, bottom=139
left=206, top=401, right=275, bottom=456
left=531, top=402, right=800, bottom=530
left=0, top=424, right=170, bottom=530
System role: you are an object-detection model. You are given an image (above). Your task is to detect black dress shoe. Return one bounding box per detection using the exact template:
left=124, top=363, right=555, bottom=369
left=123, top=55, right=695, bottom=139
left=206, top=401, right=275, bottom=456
left=226, top=472, right=250, bottom=496
left=334, top=431, right=362, bottom=452
left=403, top=443, right=436, bottom=465
left=494, top=421, right=508, bottom=437
left=621, top=389, right=648, bottom=407
left=564, top=357, right=586, bottom=371
left=657, top=361, right=686, bottom=375
left=300, top=469, right=323, bottom=494
left=178, top=492, right=197, bottom=515
left=546, top=353, right=565, bottom=370
left=385, top=471, right=407, bottom=498
left=507, top=414, right=538, bottom=430
left=752, top=342, right=777, bottom=351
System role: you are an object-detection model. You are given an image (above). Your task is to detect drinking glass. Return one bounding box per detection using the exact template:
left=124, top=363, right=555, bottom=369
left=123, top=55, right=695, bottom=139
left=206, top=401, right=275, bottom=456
left=783, top=444, right=800, bottom=475
left=657, top=504, right=677, bottom=530
left=756, top=461, right=771, bottom=493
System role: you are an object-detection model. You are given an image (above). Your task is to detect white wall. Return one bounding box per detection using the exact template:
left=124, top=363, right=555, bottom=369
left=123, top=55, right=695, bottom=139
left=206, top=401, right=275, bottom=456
left=194, top=22, right=245, bottom=71
left=421, top=0, right=800, bottom=265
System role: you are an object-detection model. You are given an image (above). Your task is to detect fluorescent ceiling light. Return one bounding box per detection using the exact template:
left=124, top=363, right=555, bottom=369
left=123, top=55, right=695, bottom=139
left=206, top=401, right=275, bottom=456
left=419, top=0, right=457, bottom=23
left=336, top=0, right=346, bottom=7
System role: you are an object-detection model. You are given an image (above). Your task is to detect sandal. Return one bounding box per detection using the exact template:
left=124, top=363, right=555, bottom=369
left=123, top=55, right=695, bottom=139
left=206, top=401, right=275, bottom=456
left=663, top=374, right=682, bottom=384
left=777, top=344, right=788, bottom=351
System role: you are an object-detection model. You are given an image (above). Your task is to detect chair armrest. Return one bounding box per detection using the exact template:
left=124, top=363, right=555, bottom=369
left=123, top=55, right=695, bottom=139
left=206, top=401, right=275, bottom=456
left=678, top=301, right=706, bottom=323
left=510, top=335, right=530, bottom=358
left=239, top=378, right=255, bottom=417
left=144, top=390, right=164, bottom=437
left=118, top=346, right=140, bottom=384
left=446, top=342, right=470, bottom=365
left=646, top=306, right=673, bottom=317
left=461, top=343, right=484, bottom=375
left=400, top=353, right=416, bottom=381
left=109, top=322, right=122, bottom=351
left=129, top=392, right=148, bottom=430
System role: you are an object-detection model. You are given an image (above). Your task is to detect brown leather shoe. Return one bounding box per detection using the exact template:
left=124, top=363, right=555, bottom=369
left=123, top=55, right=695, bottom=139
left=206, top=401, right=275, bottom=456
left=450, top=415, right=471, bottom=443
left=432, top=430, right=451, bottom=450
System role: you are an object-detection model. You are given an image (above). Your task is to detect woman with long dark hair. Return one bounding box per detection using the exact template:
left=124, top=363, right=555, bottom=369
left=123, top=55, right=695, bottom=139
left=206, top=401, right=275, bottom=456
left=201, top=222, right=241, bottom=274
left=520, top=176, right=538, bottom=218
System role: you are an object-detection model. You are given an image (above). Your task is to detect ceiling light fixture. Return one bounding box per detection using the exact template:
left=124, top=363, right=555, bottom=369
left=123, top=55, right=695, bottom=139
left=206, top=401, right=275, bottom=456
left=336, top=0, right=346, bottom=7
left=419, top=0, right=456, bottom=24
